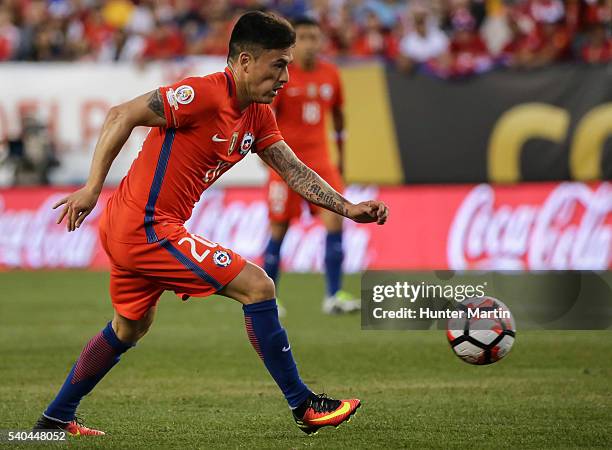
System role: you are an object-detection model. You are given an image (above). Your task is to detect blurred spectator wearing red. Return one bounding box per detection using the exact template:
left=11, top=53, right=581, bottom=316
left=434, top=6, right=493, bottom=77
left=142, top=19, right=185, bottom=60
left=581, top=22, right=612, bottom=62
left=0, top=7, right=20, bottom=60
left=580, top=0, right=612, bottom=63
left=501, top=0, right=572, bottom=68
left=350, top=9, right=399, bottom=61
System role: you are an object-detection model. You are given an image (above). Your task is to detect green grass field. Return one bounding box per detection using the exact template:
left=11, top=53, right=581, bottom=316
left=1, top=271, right=611, bottom=449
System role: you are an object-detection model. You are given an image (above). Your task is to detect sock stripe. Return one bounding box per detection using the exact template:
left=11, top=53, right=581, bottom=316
left=244, top=316, right=263, bottom=359
left=45, top=323, right=132, bottom=423
left=71, top=332, right=116, bottom=384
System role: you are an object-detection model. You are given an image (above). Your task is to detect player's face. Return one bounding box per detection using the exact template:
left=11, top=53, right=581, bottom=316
left=294, top=25, right=322, bottom=64
left=246, top=47, right=293, bottom=104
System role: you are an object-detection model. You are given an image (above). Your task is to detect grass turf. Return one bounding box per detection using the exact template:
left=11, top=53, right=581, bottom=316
left=0, top=271, right=611, bottom=449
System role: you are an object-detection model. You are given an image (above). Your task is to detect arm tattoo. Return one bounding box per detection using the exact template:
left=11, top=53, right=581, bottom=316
left=260, top=142, right=350, bottom=217
left=147, top=89, right=165, bottom=119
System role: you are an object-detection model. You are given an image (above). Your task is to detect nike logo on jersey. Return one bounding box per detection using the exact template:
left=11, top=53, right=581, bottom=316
left=212, top=134, right=229, bottom=142
left=282, top=345, right=291, bottom=352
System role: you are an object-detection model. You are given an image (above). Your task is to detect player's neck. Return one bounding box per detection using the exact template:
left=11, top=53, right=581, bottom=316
left=235, top=83, right=251, bottom=111
left=297, top=58, right=316, bottom=71
left=227, top=64, right=251, bottom=111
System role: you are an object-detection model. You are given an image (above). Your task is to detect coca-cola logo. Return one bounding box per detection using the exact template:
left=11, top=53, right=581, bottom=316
left=0, top=194, right=102, bottom=268
left=448, top=183, right=612, bottom=270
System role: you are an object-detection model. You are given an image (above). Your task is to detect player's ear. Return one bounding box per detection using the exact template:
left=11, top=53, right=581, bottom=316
left=239, top=52, right=252, bottom=73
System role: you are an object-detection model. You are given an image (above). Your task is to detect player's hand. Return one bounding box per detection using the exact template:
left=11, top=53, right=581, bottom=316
left=347, top=200, right=389, bottom=225
left=53, top=186, right=100, bottom=232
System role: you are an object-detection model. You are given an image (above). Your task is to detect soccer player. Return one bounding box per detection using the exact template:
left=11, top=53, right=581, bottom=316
left=33, top=11, right=388, bottom=436
left=264, top=17, right=360, bottom=315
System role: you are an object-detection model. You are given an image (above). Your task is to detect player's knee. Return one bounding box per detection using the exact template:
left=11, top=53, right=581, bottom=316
left=114, top=323, right=141, bottom=344
left=269, top=222, right=289, bottom=241
left=244, top=272, right=276, bottom=304
left=135, top=318, right=153, bottom=340
left=113, top=312, right=154, bottom=343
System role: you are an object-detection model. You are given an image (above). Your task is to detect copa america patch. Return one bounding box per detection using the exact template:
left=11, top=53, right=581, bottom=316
left=239, top=132, right=254, bottom=155
left=175, top=85, right=195, bottom=105
left=213, top=250, right=232, bottom=267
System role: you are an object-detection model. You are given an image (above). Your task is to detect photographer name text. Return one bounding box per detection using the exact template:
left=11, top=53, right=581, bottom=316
left=371, top=307, right=511, bottom=320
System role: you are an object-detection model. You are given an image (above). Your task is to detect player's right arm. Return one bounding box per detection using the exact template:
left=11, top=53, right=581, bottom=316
left=259, top=140, right=388, bottom=225
left=53, top=90, right=168, bottom=232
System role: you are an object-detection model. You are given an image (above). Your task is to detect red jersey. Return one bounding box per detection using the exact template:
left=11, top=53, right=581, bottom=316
left=273, top=59, right=343, bottom=168
left=582, top=39, right=612, bottom=63
left=107, top=67, right=283, bottom=243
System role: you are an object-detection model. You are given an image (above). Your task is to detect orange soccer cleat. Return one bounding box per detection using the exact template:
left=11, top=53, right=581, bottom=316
left=292, top=393, right=361, bottom=435
left=33, top=415, right=105, bottom=436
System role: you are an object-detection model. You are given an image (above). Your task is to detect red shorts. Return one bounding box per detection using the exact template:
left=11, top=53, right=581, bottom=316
left=267, top=164, right=344, bottom=222
left=99, top=216, right=246, bottom=321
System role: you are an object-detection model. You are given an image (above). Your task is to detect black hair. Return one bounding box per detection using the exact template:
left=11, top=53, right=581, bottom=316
left=228, top=11, right=296, bottom=61
left=292, top=16, right=320, bottom=29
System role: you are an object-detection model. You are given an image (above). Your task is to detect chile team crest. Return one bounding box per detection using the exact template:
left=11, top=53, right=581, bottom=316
left=240, top=132, right=254, bottom=155
left=213, top=250, right=232, bottom=267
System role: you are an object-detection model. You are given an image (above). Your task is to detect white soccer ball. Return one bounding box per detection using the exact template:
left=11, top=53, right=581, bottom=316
left=446, top=296, right=516, bottom=365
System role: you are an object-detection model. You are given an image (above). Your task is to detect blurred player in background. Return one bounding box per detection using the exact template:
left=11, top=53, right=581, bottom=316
left=33, top=11, right=388, bottom=436
left=264, top=17, right=359, bottom=315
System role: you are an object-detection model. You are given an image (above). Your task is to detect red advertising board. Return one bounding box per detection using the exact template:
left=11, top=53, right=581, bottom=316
left=0, top=183, right=610, bottom=271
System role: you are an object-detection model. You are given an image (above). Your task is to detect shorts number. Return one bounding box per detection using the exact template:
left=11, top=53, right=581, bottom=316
left=178, top=234, right=217, bottom=262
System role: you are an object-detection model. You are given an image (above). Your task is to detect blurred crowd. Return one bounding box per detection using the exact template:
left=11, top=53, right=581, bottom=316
left=0, top=115, right=58, bottom=185
left=0, top=0, right=610, bottom=77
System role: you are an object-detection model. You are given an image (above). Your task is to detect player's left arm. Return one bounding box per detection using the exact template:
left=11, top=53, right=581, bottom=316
left=259, top=140, right=388, bottom=224
left=332, top=66, right=346, bottom=176
left=332, top=105, right=345, bottom=176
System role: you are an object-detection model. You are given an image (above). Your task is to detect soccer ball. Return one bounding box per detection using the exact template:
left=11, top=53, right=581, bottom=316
left=446, top=296, right=516, bottom=365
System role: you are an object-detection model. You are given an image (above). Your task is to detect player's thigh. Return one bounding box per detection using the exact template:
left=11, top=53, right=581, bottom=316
left=217, top=261, right=275, bottom=305
left=110, top=264, right=164, bottom=324
left=267, top=172, right=302, bottom=223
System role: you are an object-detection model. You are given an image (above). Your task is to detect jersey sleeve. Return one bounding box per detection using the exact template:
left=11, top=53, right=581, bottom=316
left=158, top=77, right=212, bottom=128
left=253, top=104, right=284, bottom=153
